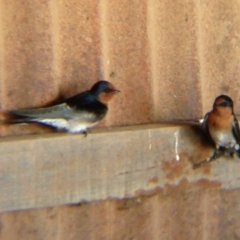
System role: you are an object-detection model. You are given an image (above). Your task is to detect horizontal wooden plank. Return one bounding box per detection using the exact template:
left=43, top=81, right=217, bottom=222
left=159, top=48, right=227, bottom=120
left=0, top=123, right=240, bottom=213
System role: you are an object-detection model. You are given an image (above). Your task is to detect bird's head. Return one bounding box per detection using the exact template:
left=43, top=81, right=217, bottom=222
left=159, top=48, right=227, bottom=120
left=213, top=95, right=234, bottom=114
left=90, top=80, right=120, bottom=104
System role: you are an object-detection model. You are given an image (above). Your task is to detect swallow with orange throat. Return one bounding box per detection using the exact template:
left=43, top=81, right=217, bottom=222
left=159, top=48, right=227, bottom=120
left=8, top=80, right=120, bottom=136
left=194, top=95, right=240, bottom=168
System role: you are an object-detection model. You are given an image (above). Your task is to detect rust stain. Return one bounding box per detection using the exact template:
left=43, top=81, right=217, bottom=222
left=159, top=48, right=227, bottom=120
left=135, top=178, right=222, bottom=197
left=135, top=187, right=163, bottom=198
left=194, top=178, right=221, bottom=188
left=116, top=197, right=148, bottom=210
left=187, top=143, right=216, bottom=173
left=163, top=178, right=222, bottom=195
left=147, top=176, right=158, bottom=185
left=161, top=157, right=188, bottom=181
left=187, top=145, right=214, bottom=173
left=194, top=161, right=212, bottom=175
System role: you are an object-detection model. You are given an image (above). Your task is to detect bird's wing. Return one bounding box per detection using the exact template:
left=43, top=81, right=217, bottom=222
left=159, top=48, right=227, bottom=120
left=10, top=103, right=99, bottom=123
left=10, top=103, right=71, bottom=119
left=200, top=112, right=217, bottom=147
left=65, top=92, right=108, bottom=120
left=201, top=112, right=209, bottom=132
left=232, top=115, right=240, bottom=143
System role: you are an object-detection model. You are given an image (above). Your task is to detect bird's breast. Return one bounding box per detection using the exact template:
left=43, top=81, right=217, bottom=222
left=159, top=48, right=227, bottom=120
left=208, top=113, right=235, bottom=148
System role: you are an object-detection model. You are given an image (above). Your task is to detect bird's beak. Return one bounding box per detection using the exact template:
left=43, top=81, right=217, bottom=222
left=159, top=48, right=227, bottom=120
left=112, top=89, right=120, bottom=93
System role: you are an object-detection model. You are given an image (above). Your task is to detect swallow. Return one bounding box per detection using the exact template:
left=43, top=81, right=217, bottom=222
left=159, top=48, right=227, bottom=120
left=8, top=80, right=120, bottom=136
left=193, top=95, right=240, bottom=168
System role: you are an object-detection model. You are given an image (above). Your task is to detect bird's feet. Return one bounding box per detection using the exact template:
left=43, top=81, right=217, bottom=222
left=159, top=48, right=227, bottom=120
left=193, top=147, right=225, bottom=169
left=82, top=130, right=88, bottom=137
left=234, top=144, right=240, bottom=158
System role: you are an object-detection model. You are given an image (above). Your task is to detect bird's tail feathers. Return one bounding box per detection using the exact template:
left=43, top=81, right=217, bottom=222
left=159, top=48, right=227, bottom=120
left=3, top=118, right=32, bottom=124
left=233, top=143, right=240, bottom=158
left=235, top=146, right=240, bottom=158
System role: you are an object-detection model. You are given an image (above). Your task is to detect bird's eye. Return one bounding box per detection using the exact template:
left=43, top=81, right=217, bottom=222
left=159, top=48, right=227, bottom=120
left=220, top=102, right=228, bottom=107
left=214, top=102, right=229, bottom=107
left=220, top=102, right=230, bottom=107
left=104, top=89, right=112, bottom=93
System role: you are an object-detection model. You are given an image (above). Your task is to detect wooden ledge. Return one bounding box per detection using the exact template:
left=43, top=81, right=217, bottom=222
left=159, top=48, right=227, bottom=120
left=0, top=123, right=240, bottom=213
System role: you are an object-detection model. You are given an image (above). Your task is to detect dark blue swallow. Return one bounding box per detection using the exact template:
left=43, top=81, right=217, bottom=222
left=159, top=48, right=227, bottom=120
left=194, top=95, right=240, bottom=168
left=8, top=80, right=120, bottom=136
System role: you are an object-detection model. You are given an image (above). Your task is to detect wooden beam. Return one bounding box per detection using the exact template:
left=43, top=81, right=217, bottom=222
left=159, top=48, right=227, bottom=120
left=0, top=123, right=239, bottom=213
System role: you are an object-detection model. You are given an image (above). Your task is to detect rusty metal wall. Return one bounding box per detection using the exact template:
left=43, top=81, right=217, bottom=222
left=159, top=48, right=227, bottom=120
left=0, top=188, right=240, bottom=240
left=0, top=0, right=240, bottom=136
left=0, top=0, right=240, bottom=239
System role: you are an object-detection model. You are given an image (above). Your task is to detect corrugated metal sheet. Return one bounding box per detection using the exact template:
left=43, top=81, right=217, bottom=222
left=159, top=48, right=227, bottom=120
left=0, top=0, right=240, bottom=136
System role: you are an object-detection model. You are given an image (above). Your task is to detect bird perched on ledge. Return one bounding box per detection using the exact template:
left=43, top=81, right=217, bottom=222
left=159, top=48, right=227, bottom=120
left=8, top=80, right=120, bottom=136
left=194, top=95, right=240, bottom=168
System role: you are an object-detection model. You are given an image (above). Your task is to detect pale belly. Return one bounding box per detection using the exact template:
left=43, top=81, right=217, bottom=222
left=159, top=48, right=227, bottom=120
left=209, top=128, right=236, bottom=148
left=37, top=118, right=98, bottom=133
left=67, top=120, right=98, bottom=133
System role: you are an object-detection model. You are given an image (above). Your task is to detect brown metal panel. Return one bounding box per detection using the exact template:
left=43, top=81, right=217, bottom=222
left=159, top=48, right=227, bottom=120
left=198, top=0, right=240, bottom=114
left=148, top=0, right=202, bottom=121
left=99, top=0, right=153, bottom=126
